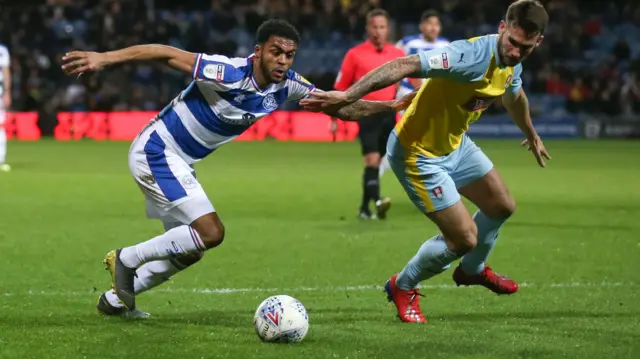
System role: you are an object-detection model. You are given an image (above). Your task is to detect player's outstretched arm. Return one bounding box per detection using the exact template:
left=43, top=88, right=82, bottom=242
left=61, top=45, right=196, bottom=76
left=324, top=90, right=417, bottom=121
left=345, top=55, right=423, bottom=101
left=299, top=55, right=422, bottom=110
left=502, top=88, right=551, bottom=167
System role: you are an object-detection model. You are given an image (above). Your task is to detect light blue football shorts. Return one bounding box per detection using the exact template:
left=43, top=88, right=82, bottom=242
left=386, top=129, right=494, bottom=213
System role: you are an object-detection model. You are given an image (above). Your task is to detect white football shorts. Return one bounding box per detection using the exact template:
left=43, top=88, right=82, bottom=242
left=128, top=120, right=215, bottom=225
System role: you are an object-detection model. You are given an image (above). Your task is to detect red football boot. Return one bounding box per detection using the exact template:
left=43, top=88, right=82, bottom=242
left=453, top=265, right=519, bottom=295
left=384, top=274, right=427, bottom=323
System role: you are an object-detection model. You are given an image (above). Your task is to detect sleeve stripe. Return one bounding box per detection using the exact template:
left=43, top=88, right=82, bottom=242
left=192, top=53, right=203, bottom=79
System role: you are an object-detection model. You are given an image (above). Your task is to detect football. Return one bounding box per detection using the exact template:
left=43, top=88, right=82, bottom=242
left=253, top=295, right=309, bottom=343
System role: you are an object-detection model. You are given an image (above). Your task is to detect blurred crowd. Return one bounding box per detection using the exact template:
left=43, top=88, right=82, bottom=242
left=0, top=0, right=638, bottom=119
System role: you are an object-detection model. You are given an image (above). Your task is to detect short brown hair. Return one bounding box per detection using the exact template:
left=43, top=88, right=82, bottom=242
left=366, top=8, right=389, bottom=23
left=505, top=0, right=548, bottom=36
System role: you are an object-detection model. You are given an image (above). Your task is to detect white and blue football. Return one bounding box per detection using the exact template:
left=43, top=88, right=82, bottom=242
left=253, top=295, right=309, bottom=343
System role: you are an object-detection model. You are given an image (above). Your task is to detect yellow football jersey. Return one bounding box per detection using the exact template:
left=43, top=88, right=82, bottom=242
left=396, top=34, right=523, bottom=157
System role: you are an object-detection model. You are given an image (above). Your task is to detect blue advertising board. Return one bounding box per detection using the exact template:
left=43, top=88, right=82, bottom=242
left=467, top=114, right=579, bottom=138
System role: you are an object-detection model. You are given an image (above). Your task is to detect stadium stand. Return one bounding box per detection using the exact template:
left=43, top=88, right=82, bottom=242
left=0, top=0, right=638, bottom=128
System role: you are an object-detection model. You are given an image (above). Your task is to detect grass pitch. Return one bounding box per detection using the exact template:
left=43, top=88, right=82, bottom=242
left=0, top=139, right=639, bottom=359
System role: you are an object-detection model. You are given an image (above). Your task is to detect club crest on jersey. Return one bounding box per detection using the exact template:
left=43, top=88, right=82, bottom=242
left=504, top=75, right=513, bottom=89
left=180, top=174, right=199, bottom=190
left=432, top=186, right=444, bottom=200
left=262, top=94, right=278, bottom=111
left=203, top=64, right=225, bottom=81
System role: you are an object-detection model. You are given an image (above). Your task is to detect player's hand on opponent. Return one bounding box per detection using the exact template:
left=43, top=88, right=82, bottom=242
left=61, top=51, right=108, bottom=76
left=300, top=91, right=352, bottom=112
left=521, top=136, right=551, bottom=167
left=392, top=90, right=418, bottom=112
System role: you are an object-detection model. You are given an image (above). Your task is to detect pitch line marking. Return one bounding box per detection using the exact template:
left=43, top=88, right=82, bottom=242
left=2, top=281, right=635, bottom=297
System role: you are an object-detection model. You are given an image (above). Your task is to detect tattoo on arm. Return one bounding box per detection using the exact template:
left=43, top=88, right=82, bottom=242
left=328, top=100, right=395, bottom=121
left=346, top=55, right=422, bottom=101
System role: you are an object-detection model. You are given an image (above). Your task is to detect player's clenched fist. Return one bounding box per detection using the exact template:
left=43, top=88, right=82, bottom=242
left=61, top=51, right=108, bottom=76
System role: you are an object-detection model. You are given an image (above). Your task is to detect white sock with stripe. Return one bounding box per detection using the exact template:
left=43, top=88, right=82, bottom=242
left=104, top=255, right=200, bottom=308
left=119, top=225, right=205, bottom=269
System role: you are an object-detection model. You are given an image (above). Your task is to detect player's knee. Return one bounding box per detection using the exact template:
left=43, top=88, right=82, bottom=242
left=197, top=221, right=225, bottom=249
left=494, top=196, right=516, bottom=219
left=363, top=152, right=381, bottom=167
left=448, top=224, right=478, bottom=254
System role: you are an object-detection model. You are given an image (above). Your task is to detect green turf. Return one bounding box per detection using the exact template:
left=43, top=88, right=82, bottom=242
left=0, top=139, right=639, bottom=359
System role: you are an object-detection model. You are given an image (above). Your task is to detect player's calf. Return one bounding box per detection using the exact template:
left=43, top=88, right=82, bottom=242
left=135, top=252, right=205, bottom=294
left=106, top=213, right=221, bottom=309
left=394, top=202, right=478, bottom=291
left=458, top=169, right=517, bottom=283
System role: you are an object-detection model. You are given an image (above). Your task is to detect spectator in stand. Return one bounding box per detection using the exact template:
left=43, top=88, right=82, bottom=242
left=566, top=77, right=589, bottom=113
left=0, top=0, right=639, bottom=119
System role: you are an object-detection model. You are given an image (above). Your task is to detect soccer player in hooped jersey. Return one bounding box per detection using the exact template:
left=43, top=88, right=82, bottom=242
left=61, top=19, right=415, bottom=318
left=301, top=0, right=551, bottom=323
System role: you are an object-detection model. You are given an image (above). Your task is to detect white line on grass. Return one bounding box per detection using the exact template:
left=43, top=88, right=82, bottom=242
left=2, top=281, right=635, bottom=297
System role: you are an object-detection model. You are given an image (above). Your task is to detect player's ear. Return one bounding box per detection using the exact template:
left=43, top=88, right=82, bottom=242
left=254, top=44, right=261, bottom=59
left=536, top=35, right=544, bottom=47
left=498, top=20, right=506, bottom=34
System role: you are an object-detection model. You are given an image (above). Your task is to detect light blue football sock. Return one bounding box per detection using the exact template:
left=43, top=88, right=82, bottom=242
left=460, top=210, right=507, bottom=275
left=395, top=234, right=460, bottom=290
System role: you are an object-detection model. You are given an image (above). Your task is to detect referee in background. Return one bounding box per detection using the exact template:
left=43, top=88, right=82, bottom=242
left=334, top=9, right=405, bottom=220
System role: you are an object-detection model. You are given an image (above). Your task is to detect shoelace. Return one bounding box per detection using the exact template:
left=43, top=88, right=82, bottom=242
left=407, top=290, right=425, bottom=306
left=404, top=290, right=425, bottom=318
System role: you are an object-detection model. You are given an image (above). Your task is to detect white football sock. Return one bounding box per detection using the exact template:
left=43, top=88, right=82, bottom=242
left=106, top=259, right=181, bottom=308
left=0, top=127, right=6, bottom=164
left=379, top=155, right=390, bottom=177
left=119, top=225, right=205, bottom=269
left=134, top=259, right=182, bottom=294
left=105, top=288, right=124, bottom=307
left=104, top=258, right=185, bottom=309
left=105, top=255, right=203, bottom=308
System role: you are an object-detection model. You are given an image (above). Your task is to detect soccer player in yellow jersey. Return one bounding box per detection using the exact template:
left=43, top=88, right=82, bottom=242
left=301, top=0, right=551, bottom=323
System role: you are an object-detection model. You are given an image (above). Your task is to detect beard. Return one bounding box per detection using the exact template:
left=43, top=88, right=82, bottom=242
left=258, top=58, right=285, bottom=84
left=497, top=32, right=528, bottom=67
